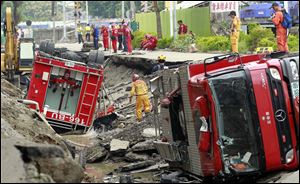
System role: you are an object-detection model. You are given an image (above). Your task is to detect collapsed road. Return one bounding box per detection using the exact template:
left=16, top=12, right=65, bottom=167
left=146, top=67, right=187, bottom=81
left=1, top=41, right=299, bottom=183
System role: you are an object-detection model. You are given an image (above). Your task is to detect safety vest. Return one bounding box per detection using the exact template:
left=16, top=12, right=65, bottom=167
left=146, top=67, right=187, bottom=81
left=77, top=27, right=83, bottom=34
left=85, top=26, right=91, bottom=33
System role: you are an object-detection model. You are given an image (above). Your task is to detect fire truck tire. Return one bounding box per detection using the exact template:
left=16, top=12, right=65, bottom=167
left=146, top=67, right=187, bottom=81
left=45, top=42, right=55, bottom=55
left=88, top=50, right=104, bottom=64
left=39, top=40, right=48, bottom=52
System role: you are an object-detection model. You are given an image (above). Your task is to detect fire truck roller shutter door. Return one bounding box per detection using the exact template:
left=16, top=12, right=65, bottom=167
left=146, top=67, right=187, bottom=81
left=75, top=72, right=83, bottom=81
left=70, top=70, right=76, bottom=79
left=88, top=50, right=105, bottom=65
left=51, top=67, right=60, bottom=76
left=58, top=68, right=65, bottom=76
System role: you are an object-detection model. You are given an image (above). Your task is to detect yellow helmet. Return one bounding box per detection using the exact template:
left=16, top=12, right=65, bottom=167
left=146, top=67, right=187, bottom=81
left=158, top=55, right=166, bottom=61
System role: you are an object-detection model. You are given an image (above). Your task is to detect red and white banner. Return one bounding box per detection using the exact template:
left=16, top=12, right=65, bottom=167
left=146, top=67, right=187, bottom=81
left=210, top=1, right=239, bottom=13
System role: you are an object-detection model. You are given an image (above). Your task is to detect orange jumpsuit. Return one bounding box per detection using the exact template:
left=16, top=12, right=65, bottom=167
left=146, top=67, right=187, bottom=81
left=272, top=11, right=289, bottom=52
left=230, top=16, right=241, bottom=53
left=130, top=79, right=151, bottom=121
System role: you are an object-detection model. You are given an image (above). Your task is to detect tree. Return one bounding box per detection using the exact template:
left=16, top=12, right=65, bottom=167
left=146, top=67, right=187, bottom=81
left=152, top=1, right=162, bottom=39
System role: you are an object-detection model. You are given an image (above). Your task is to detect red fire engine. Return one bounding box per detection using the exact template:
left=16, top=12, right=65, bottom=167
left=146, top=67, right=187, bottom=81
left=152, top=52, right=299, bottom=180
left=26, top=51, right=104, bottom=132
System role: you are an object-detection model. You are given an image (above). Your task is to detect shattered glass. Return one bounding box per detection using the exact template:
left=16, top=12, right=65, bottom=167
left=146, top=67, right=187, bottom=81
left=209, top=70, right=260, bottom=173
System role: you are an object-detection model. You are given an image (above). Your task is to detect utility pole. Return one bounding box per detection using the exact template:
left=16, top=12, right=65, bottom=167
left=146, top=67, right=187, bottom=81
left=52, top=1, right=56, bottom=43
left=75, top=1, right=78, bottom=41
left=59, top=1, right=69, bottom=43
left=86, top=1, right=89, bottom=24
left=122, top=1, right=125, bottom=19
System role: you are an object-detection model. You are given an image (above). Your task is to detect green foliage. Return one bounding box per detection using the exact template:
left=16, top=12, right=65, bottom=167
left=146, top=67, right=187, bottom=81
left=288, top=34, right=299, bottom=52
left=132, top=30, right=146, bottom=49
left=170, top=34, right=195, bottom=52
left=238, top=40, right=248, bottom=54
left=196, top=36, right=230, bottom=52
left=257, top=38, right=277, bottom=49
left=247, top=23, right=260, bottom=33
left=246, top=26, right=276, bottom=51
left=157, top=37, right=172, bottom=49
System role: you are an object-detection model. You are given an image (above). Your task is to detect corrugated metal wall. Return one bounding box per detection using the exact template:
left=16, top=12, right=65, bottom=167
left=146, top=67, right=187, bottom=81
left=136, top=7, right=211, bottom=38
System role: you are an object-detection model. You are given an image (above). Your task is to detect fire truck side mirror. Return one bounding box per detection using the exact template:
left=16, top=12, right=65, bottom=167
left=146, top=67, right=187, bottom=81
left=195, top=96, right=209, bottom=119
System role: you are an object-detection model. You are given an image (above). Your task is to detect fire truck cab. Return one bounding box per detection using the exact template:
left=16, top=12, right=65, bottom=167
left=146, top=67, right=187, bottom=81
left=152, top=52, right=299, bottom=180
left=27, top=51, right=104, bottom=132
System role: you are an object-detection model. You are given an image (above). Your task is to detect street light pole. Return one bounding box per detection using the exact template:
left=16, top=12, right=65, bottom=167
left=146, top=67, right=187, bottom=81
left=169, top=1, right=173, bottom=38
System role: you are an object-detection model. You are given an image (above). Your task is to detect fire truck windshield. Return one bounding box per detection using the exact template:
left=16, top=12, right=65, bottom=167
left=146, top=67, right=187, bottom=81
left=208, top=70, right=260, bottom=173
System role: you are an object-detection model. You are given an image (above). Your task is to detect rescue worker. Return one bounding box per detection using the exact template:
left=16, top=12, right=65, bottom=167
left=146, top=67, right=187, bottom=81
left=118, top=24, right=123, bottom=50
left=271, top=3, right=289, bottom=52
left=77, top=23, right=84, bottom=44
left=123, top=23, right=132, bottom=55
left=177, top=20, right=188, bottom=35
left=228, top=11, right=241, bottom=53
left=85, top=23, right=91, bottom=42
left=101, top=25, right=109, bottom=51
left=129, top=74, right=151, bottom=122
left=152, top=55, right=168, bottom=73
left=140, top=34, right=158, bottom=51
left=111, top=24, right=118, bottom=53
left=92, top=25, right=99, bottom=50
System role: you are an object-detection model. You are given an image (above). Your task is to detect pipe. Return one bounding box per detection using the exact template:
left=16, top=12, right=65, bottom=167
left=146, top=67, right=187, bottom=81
left=17, top=99, right=40, bottom=112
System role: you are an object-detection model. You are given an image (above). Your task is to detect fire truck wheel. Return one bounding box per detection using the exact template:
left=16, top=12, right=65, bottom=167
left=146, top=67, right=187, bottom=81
left=45, top=42, right=55, bottom=55
left=39, top=40, right=48, bottom=52
left=88, top=50, right=104, bottom=65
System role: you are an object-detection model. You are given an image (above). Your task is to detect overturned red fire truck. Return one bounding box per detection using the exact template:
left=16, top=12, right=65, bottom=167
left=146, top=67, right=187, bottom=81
left=152, top=52, right=299, bottom=180
left=26, top=50, right=104, bottom=132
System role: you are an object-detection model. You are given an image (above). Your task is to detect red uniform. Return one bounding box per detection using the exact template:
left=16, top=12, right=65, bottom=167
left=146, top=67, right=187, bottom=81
left=124, top=26, right=132, bottom=54
left=178, top=23, right=188, bottom=35
left=140, top=39, right=148, bottom=49
left=101, top=27, right=109, bottom=49
left=142, top=35, right=157, bottom=51
left=272, top=11, right=289, bottom=52
left=111, top=27, right=118, bottom=53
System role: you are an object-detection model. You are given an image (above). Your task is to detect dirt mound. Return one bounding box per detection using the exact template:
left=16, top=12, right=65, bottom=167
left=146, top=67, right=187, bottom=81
left=1, top=78, right=84, bottom=183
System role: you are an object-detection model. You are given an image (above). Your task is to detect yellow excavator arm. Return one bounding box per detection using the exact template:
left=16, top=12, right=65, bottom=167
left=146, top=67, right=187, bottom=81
left=1, top=7, right=18, bottom=80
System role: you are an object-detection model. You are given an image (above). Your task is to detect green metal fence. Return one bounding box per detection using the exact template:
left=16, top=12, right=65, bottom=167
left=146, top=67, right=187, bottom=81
left=136, top=7, right=211, bottom=38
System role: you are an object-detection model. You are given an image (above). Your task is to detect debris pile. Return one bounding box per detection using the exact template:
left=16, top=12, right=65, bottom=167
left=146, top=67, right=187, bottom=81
left=59, top=61, right=167, bottom=183
left=1, top=78, right=84, bottom=183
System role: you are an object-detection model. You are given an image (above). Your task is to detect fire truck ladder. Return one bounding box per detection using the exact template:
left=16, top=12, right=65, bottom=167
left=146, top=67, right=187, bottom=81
left=74, top=72, right=101, bottom=132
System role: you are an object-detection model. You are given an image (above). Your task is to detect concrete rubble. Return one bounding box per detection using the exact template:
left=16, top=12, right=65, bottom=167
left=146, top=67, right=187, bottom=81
left=110, top=139, right=130, bottom=155
left=119, top=160, right=156, bottom=172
